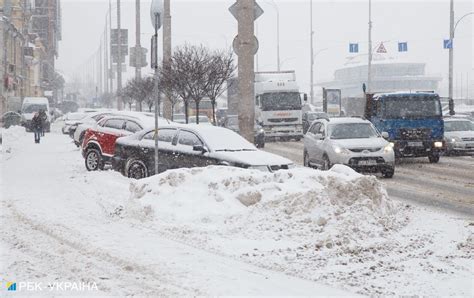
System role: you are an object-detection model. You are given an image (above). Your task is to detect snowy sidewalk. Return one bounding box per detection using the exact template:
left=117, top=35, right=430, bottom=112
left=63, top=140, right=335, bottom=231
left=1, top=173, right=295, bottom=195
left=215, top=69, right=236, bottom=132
left=0, top=127, right=350, bottom=296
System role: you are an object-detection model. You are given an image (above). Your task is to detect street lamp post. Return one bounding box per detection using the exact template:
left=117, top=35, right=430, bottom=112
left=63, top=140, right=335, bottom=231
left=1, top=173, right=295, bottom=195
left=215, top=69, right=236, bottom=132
left=267, top=0, right=280, bottom=71
left=448, top=0, right=473, bottom=115
left=367, top=0, right=372, bottom=93
left=310, top=0, right=314, bottom=103
left=151, top=0, right=163, bottom=176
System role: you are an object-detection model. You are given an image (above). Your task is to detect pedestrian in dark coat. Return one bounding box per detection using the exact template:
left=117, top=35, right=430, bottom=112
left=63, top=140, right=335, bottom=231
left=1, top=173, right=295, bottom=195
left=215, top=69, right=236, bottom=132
left=39, top=109, right=48, bottom=136
left=31, top=112, right=43, bottom=143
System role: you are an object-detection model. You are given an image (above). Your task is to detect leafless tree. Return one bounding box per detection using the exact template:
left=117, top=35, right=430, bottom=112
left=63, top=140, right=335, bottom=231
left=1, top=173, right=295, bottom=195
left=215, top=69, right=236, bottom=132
left=142, top=76, right=157, bottom=112
left=206, top=49, right=236, bottom=124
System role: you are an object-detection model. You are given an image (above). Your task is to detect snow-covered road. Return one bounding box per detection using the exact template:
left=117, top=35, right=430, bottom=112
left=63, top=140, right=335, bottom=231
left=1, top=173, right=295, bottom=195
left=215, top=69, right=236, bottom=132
left=1, top=126, right=473, bottom=296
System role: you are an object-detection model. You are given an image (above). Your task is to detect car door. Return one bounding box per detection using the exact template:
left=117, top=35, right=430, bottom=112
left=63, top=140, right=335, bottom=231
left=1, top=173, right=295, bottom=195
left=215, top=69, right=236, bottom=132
left=174, top=130, right=214, bottom=168
left=140, top=128, right=179, bottom=173
left=99, top=118, right=126, bottom=156
left=305, top=122, right=321, bottom=163
left=313, top=122, right=327, bottom=163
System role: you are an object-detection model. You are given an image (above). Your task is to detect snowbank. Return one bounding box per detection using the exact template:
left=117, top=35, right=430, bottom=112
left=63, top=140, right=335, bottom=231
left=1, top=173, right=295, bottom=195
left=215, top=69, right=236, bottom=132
left=127, top=165, right=405, bottom=254
left=0, top=126, right=27, bottom=157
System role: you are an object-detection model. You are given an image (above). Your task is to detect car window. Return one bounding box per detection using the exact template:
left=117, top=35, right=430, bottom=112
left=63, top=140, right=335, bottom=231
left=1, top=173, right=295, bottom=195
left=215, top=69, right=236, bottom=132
left=104, top=119, right=124, bottom=130
left=125, top=121, right=142, bottom=133
left=143, top=128, right=177, bottom=142
left=317, top=123, right=326, bottom=136
left=177, top=130, right=203, bottom=147
left=309, top=123, right=321, bottom=134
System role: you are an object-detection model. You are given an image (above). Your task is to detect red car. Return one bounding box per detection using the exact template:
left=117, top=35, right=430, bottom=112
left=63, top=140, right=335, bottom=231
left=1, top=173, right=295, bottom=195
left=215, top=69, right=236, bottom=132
left=82, top=114, right=157, bottom=171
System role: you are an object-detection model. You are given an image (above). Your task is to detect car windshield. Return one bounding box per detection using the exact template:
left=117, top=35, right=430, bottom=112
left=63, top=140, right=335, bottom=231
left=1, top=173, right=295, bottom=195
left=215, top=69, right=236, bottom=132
left=383, top=96, right=442, bottom=119
left=198, top=128, right=256, bottom=151
left=445, top=120, right=474, bottom=132
left=330, top=123, right=379, bottom=139
left=22, top=104, right=47, bottom=113
left=261, top=92, right=301, bottom=111
left=308, top=112, right=327, bottom=121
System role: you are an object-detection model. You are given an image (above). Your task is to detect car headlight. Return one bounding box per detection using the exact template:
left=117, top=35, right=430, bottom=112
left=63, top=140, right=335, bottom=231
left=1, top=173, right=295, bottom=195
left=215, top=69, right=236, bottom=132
left=448, top=137, right=461, bottom=143
left=434, top=141, right=443, bottom=148
left=384, top=142, right=394, bottom=153
left=249, top=165, right=270, bottom=172
left=333, top=146, right=350, bottom=155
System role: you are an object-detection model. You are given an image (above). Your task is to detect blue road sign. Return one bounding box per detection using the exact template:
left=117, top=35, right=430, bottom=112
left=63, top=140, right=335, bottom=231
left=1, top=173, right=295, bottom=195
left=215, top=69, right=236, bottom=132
left=444, top=39, right=453, bottom=49
left=398, top=42, right=408, bottom=52
left=349, top=43, right=359, bottom=53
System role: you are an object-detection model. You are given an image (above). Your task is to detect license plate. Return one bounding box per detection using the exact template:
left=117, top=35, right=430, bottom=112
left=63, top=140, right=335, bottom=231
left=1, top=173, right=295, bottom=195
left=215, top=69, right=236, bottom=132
left=407, top=141, right=423, bottom=147
left=358, top=160, right=377, bottom=166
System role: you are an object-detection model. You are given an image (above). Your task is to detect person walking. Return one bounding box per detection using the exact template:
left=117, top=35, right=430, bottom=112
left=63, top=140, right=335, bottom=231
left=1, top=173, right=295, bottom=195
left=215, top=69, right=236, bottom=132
left=31, top=112, right=43, bottom=143
left=39, top=109, right=48, bottom=136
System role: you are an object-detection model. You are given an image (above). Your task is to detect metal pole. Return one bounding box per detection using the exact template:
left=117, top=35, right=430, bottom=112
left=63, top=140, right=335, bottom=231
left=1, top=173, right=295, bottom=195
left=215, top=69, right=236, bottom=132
left=109, top=0, right=113, bottom=94
left=162, top=0, right=172, bottom=119
left=310, top=0, right=314, bottom=103
left=117, top=0, right=122, bottom=110
left=448, top=0, right=455, bottom=115
left=255, top=21, right=259, bottom=72
left=135, top=0, right=141, bottom=81
left=104, top=15, right=109, bottom=94
left=367, top=0, right=372, bottom=93
left=276, top=7, right=280, bottom=71
left=154, top=13, right=160, bottom=176
left=237, top=0, right=255, bottom=143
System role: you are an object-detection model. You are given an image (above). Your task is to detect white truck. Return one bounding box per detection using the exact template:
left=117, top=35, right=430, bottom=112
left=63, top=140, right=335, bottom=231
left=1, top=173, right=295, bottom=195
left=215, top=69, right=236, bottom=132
left=227, top=71, right=305, bottom=141
left=21, top=97, right=52, bottom=132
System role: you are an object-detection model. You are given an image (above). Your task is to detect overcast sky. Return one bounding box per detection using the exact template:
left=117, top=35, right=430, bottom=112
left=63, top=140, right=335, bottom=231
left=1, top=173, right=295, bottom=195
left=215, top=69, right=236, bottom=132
left=57, top=0, right=473, bottom=98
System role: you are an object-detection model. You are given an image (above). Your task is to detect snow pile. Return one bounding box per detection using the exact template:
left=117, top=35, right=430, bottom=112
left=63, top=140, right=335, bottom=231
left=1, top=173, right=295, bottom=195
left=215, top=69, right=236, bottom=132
left=0, top=126, right=26, bottom=156
left=128, top=165, right=405, bottom=254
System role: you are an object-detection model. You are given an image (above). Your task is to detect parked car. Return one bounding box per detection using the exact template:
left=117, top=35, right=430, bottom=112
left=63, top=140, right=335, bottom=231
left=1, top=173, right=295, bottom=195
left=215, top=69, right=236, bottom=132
left=72, top=111, right=118, bottom=147
left=222, top=115, right=265, bottom=148
left=1, top=111, right=22, bottom=128
left=61, top=112, right=87, bottom=134
left=188, top=115, right=213, bottom=125
left=303, top=117, right=395, bottom=178
left=81, top=114, right=168, bottom=171
left=173, top=114, right=186, bottom=124
left=112, top=124, right=293, bottom=179
left=302, top=111, right=329, bottom=134
left=444, top=118, right=474, bottom=156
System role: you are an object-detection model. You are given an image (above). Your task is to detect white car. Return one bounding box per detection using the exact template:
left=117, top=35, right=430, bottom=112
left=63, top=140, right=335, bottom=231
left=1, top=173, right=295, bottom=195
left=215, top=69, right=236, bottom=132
left=444, top=118, right=474, bottom=156
left=188, top=115, right=213, bottom=125
left=303, top=117, right=395, bottom=178
left=62, top=112, right=87, bottom=134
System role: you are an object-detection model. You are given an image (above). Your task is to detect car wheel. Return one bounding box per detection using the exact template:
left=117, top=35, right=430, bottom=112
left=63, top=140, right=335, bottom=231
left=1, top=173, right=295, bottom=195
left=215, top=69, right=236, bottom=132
left=85, top=148, right=104, bottom=171
left=126, top=159, right=149, bottom=179
left=381, top=167, right=395, bottom=178
left=428, top=154, right=440, bottom=163
left=303, top=151, right=310, bottom=167
left=322, top=155, right=331, bottom=171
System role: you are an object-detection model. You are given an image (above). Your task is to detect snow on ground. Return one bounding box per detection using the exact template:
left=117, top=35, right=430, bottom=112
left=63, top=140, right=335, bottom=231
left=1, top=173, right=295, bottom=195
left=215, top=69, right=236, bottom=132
left=1, top=124, right=473, bottom=296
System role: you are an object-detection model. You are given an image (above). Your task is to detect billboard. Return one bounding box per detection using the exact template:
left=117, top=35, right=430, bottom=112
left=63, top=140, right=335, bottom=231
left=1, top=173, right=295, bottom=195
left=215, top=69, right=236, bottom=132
left=323, top=88, right=342, bottom=116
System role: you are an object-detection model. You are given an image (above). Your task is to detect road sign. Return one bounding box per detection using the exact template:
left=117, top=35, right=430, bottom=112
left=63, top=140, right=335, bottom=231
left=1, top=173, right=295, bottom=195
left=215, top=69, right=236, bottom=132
left=229, top=1, right=264, bottom=21
left=398, top=42, right=408, bottom=52
left=376, top=42, right=387, bottom=53
left=444, top=39, right=453, bottom=49
left=110, top=29, right=128, bottom=45
left=232, top=35, right=259, bottom=56
left=150, top=0, right=163, bottom=30
left=130, top=46, right=148, bottom=68
left=349, top=43, right=359, bottom=53
left=111, top=45, right=129, bottom=56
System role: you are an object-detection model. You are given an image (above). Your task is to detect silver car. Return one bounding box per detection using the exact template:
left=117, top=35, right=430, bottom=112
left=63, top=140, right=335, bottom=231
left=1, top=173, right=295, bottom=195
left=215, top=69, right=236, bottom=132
left=444, top=118, right=474, bottom=156
left=303, top=117, right=395, bottom=178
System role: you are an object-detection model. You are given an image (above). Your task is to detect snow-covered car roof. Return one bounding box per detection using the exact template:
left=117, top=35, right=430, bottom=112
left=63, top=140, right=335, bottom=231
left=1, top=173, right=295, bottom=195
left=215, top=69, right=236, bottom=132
left=99, top=113, right=171, bottom=128
left=317, top=117, right=370, bottom=125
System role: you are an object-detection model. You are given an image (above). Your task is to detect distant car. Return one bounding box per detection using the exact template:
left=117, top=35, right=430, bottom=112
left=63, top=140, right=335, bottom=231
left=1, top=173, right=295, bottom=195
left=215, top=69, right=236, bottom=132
left=112, top=124, right=293, bottom=179
left=62, top=112, right=87, bottom=134
left=82, top=114, right=168, bottom=171
left=302, top=111, right=329, bottom=134
left=303, top=117, right=395, bottom=178
left=173, top=114, right=186, bottom=124
left=1, top=111, right=22, bottom=128
left=444, top=118, right=474, bottom=156
left=188, top=115, right=212, bottom=125
left=222, top=115, right=265, bottom=148
left=72, top=111, right=116, bottom=147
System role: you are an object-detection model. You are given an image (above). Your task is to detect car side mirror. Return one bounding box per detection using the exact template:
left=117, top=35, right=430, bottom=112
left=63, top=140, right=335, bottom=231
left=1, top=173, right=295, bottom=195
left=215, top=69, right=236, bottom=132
left=193, top=145, right=207, bottom=153
left=381, top=132, right=389, bottom=139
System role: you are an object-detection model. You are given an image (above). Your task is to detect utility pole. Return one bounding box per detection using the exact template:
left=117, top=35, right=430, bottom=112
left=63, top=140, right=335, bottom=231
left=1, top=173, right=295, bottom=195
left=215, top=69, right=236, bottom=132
left=104, top=15, right=109, bottom=94
left=117, top=0, right=123, bottom=110
left=448, top=0, right=454, bottom=115
left=135, top=0, right=141, bottom=81
left=367, top=0, right=372, bottom=93
left=162, top=0, right=172, bottom=119
left=237, top=0, right=256, bottom=142
left=109, top=0, right=114, bottom=94
left=310, top=0, right=314, bottom=103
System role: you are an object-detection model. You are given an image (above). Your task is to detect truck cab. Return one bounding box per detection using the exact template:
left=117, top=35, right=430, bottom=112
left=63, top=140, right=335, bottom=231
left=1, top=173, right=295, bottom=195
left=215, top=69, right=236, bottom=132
left=365, top=92, right=444, bottom=163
